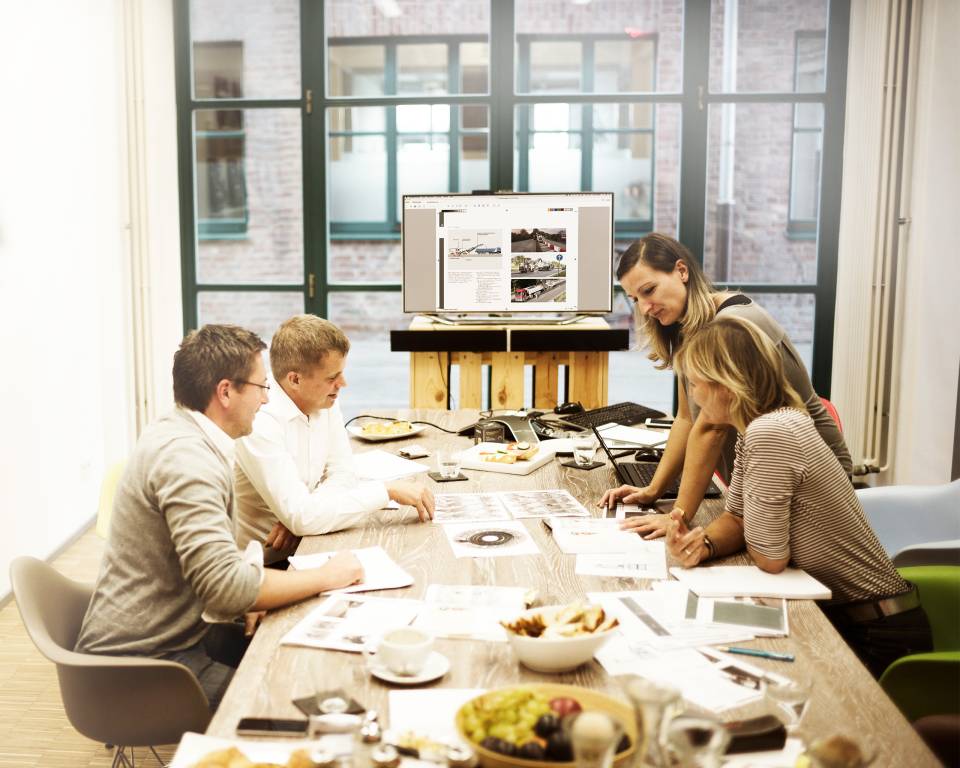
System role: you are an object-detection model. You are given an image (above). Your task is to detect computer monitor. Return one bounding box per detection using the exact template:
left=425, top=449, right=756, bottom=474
left=402, top=192, right=614, bottom=316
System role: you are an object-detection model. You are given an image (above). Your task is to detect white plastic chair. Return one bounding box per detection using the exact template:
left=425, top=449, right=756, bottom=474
left=856, top=479, right=960, bottom=566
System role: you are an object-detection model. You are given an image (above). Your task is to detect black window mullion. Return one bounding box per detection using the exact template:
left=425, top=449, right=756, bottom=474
left=174, top=0, right=197, bottom=333
left=302, top=0, right=327, bottom=317
left=581, top=40, right=594, bottom=190
left=385, top=43, right=398, bottom=230
left=489, top=0, right=515, bottom=191
left=678, top=0, right=710, bottom=263
left=449, top=42, right=461, bottom=192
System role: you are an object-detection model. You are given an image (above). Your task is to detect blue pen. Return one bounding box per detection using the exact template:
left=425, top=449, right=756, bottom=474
left=718, top=646, right=795, bottom=662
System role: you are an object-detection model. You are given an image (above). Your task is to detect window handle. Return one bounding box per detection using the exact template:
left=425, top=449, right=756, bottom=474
left=305, top=88, right=313, bottom=115
left=308, top=273, right=316, bottom=299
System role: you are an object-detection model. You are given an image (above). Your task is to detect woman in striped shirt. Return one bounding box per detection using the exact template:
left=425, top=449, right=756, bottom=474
left=665, top=315, right=931, bottom=678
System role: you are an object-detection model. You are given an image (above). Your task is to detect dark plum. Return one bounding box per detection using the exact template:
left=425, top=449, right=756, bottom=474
left=534, top=713, right=562, bottom=738
left=517, top=741, right=547, bottom=760
left=616, top=733, right=631, bottom=753
left=545, top=732, right=573, bottom=762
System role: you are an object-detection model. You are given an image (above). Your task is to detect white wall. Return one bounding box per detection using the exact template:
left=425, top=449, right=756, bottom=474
left=887, top=0, right=960, bottom=483
left=0, top=0, right=181, bottom=597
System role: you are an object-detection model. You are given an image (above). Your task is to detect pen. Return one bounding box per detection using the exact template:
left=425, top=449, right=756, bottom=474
left=718, top=646, right=795, bottom=662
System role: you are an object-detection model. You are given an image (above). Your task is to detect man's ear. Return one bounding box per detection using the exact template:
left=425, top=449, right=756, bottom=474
left=214, top=378, right=232, bottom=407
left=285, top=370, right=300, bottom=389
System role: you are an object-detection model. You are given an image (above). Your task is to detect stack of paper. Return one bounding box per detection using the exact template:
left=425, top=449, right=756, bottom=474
left=670, top=565, right=832, bottom=600
left=596, top=422, right=669, bottom=448
left=353, top=449, right=431, bottom=481
left=288, top=546, right=414, bottom=593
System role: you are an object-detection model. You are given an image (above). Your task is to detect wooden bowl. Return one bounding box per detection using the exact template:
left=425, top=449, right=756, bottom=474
left=455, top=683, right=639, bottom=768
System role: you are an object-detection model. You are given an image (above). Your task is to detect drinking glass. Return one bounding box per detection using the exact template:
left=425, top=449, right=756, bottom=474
left=623, top=677, right=683, bottom=768
left=763, top=677, right=813, bottom=736
left=436, top=449, right=462, bottom=479
left=664, top=716, right=730, bottom=768
left=568, top=711, right=623, bottom=768
left=573, top=435, right=596, bottom=466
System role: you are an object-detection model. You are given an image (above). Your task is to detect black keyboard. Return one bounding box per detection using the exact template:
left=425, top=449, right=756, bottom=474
left=617, top=460, right=722, bottom=499
left=560, top=401, right=666, bottom=430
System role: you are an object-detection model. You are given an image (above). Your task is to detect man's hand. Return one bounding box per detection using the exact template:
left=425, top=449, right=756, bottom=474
left=244, top=610, right=267, bottom=637
left=387, top=480, right=435, bottom=522
left=322, top=551, right=364, bottom=589
left=265, top=521, right=300, bottom=554
left=665, top=509, right=708, bottom=568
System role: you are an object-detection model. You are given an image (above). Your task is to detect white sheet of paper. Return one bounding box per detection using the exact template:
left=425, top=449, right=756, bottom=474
left=354, top=449, right=431, bottom=481
left=596, top=423, right=669, bottom=447
left=281, top=594, right=422, bottom=652
left=722, top=738, right=805, bottom=768
left=387, top=689, right=484, bottom=745
left=670, top=565, right=832, bottom=599
left=686, top=593, right=789, bottom=637
left=288, top=546, right=414, bottom=593
left=412, top=585, right=529, bottom=641
left=434, top=493, right=512, bottom=524
left=549, top=517, right=657, bottom=555
left=575, top=549, right=668, bottom=579
left=442, top=520, right=541, bottom=559
left=171, top=733, right=347, bottom=768
left=497, top=489, right=590, bottom=519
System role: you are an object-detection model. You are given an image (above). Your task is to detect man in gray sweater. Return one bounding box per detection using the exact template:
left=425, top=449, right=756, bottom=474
left=75, top=325, right=363, bottom=709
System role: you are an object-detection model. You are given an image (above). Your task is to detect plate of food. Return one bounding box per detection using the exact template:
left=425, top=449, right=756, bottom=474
left=347, top=420, right=427, bottom=442
left=455, top=683, right=638, bottom=768
left=460, top=441, right=554, bottom=476
left=500, top=602, right=619, bottom=673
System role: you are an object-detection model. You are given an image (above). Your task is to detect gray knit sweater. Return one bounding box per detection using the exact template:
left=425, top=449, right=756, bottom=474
left=75, top=409, right=261, bottom=657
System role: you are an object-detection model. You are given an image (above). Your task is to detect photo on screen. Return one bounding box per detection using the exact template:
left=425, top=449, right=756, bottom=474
left=445, top=229, right=502, bottom=259
left=510, top=254, right=567, bottom=278
left=510, top=278, right=567, bottom=304
left=510, top=227, right=567, bottom=253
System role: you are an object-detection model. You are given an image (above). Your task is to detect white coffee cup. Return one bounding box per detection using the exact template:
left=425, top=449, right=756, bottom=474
left=373, top=627, right=433, bottom=676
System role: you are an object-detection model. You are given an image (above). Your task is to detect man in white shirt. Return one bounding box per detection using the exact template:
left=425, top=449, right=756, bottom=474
left=235, top=315, right=435, bottom=561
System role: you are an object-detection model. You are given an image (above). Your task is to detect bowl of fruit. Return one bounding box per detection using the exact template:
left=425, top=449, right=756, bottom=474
left=456, top=684, right=637, bottom=768
left=500, top=603, right=618, bottom=673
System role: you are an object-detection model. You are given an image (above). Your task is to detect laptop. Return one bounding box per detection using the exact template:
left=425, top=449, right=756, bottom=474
left=592, top=426, right=723, bottom=499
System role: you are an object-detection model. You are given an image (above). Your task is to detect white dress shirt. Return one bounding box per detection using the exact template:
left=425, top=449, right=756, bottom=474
left=234, top=383, right=390, bottom=549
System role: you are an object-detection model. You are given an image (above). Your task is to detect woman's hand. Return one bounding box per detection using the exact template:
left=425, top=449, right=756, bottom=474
left=665, top=509, right=708, bottom=568
left=598, top=484, right=660, bottom=510
left=619, top=514, right=671, bottom=540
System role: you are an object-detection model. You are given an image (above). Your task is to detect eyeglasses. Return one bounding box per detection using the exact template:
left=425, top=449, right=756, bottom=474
left=233, top=379, right=271, bottom=392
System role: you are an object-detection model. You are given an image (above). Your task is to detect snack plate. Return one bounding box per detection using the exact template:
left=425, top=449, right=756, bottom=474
left=460, top=442, right=556, bottom=476
left=455, top=683, right=638, bottom=768
left=347, top=423, right=427, bottom=442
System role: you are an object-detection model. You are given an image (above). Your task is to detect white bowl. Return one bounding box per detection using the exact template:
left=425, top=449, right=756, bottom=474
left=503, top=605, right=617, bottom=673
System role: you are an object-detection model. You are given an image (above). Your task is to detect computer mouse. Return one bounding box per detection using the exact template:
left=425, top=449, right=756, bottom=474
left=554, top=401, right=584, bottom=415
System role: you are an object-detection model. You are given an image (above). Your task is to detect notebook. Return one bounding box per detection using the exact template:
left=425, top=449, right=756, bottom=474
left=670, top=565, right=832, bottom=600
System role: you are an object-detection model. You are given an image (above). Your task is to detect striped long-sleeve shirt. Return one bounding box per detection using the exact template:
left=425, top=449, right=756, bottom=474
left=726, top=408, right=907, bottom=604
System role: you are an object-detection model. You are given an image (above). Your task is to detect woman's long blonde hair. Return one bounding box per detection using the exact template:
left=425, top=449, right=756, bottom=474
left=673, top=316, right=806, bottom=432
left=616, top=233, right=716, bottom=369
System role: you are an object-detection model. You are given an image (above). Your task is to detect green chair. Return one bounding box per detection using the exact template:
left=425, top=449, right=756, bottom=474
left=879, top=566, right=960, bottom=722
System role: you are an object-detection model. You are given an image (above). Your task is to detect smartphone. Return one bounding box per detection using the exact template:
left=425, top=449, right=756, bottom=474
left=236, top=717, right=309, bottom=738
left=645, top=417, right=674, bottom=429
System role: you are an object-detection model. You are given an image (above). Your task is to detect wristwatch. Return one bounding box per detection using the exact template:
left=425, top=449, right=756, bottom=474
left=702, top=534, right=716, bottom=560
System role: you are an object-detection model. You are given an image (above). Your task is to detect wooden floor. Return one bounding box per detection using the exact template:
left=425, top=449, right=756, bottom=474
left=0, top=527, right=176, bottom=767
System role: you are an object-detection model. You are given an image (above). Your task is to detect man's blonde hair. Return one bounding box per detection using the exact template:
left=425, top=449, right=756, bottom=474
left=673, top=315, right=806, bottom=432
left=270, top=315, right=350, bottom=381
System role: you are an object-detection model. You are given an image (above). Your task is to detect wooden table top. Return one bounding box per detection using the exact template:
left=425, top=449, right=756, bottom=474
left=208, top=409, right=936, bottom=766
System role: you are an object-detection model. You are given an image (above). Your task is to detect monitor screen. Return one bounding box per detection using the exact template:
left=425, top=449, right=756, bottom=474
left=402, top=192, right=614, bottom=314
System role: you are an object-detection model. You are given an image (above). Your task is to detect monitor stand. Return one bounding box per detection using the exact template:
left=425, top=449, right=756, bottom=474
left=425, top=313, right=590, bottom=326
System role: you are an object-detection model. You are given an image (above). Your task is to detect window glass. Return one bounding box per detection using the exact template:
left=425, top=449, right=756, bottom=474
left=709, top=0, right=828, bottom=93
left=325, top=0, right=489, bottom=97
left=197, top=291, right=305, bottom=344
left=605, top=292, right=674, bottom=415
left=190, top=0, right=300, bottom=99
left=515, top=0, right=682, bottom=93
left=194, top=109, right=303, bottom=284
left=327, top=292, right=412, bottom=417
left=703, top=103, right=818, bottom=284
left=328, top=107, right=388, bottom=223
left=328, top=242, right=402, bottom=284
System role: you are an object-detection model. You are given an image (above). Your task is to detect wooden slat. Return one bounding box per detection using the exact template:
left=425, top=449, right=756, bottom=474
left=456, top=352, right=483, bottom=409
left=568, top=350, right=605, bottom=409
left=489, top=351, right=525, bottom=409
left=533, top=352, right=560, bottom=409
left=409, top=351, right=449, bottom=408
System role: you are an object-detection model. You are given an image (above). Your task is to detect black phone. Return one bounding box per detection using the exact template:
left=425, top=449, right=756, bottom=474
left=236, top=717, right=309, bottom=738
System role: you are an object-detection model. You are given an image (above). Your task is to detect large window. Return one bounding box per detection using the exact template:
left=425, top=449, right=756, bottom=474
left=176, top=0, right=848, bottom=415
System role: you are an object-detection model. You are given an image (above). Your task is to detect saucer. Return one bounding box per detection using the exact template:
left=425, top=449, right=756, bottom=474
left=369, top=651, right=450, bottom=685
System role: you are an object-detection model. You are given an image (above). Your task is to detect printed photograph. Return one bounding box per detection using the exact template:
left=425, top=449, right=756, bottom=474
left=511, top=227, right=567, bottom=253
left=510, top=254, right=567, bottom=278
left=510, top=278, right=566, bottom=304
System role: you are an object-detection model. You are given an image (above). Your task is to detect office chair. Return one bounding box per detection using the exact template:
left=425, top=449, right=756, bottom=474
left=856, top=479, right=960, bottom=566
left=10, top=556, right=210, bottom=768
left=879, top=565, right=960, bottom=723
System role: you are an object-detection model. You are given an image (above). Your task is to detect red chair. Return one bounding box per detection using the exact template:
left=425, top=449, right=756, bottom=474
left=820, top=396, right=843, bottom=432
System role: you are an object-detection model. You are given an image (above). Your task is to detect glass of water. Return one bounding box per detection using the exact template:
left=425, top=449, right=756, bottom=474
left=436, top=448, right=462, bottom=479
left=763, top=677, right=813, bottom=736
left=664, top=716, right=730, bottom=768
left=572, top=434, right=596, bottom=466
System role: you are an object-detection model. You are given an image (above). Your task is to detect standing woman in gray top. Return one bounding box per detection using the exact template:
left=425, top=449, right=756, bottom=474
left=599, top=233, right=852, bottom=538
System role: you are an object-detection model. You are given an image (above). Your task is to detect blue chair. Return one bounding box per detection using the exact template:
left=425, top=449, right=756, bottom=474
left=856, top=480, right=960, bottom=566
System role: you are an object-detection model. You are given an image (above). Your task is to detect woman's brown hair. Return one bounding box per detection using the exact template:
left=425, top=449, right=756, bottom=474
left=616, top=233, right=716, bottom=369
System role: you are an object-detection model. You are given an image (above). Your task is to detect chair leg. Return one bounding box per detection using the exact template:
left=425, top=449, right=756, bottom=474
left=148, top=745, right=170, bottom=767
left=111, top=746, right=135, bottom=768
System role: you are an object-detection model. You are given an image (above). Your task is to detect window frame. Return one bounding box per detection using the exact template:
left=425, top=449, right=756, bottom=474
left=787, top=30, right=827, bottom=240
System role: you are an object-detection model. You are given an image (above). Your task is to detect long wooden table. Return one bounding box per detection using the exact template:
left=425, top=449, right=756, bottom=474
left=208, top=410, right=937, bottom=766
